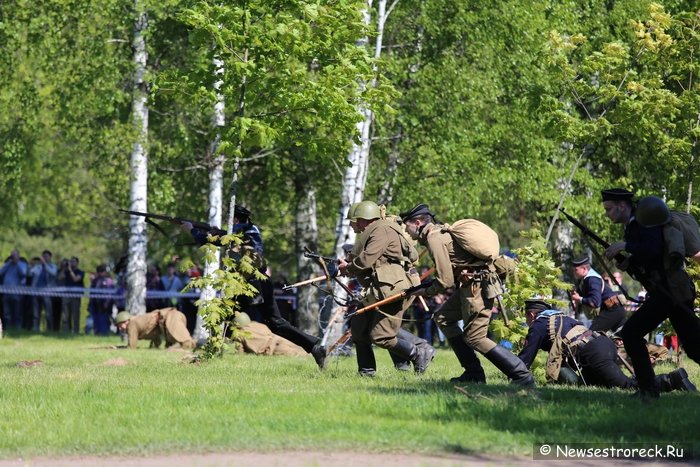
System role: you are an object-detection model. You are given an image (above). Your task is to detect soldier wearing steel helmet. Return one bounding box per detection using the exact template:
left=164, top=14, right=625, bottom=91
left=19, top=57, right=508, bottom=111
left=337, top=200, right=435, bottom=374
left=342, top=201, right=436, bottom=375
left=601, top=188, right=700, bottom=399
left=115, top=308, right=196, bottom=350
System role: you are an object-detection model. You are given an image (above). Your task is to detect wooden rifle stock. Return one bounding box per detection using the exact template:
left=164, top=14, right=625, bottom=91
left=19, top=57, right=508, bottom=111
left=282, top=275, right=326, bottom=291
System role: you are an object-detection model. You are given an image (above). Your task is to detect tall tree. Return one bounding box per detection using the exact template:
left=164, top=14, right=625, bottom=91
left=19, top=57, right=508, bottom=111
left=126, top=0, right=150, bottom=315
left=170, top=0, right=377, bottom=332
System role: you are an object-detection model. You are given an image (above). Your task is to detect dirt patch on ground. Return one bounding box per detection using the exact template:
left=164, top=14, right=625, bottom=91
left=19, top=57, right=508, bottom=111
left=0, top=450, right=695, bottom=467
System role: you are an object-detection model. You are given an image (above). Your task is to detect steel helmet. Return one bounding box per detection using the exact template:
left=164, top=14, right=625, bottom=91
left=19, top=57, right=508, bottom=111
left=115, top=311, right=132, bottom=325
left=352, top=200, right=381, bottom=221
left=636, top=196, right=671, bottom=227
left=234, top=311, right=251, bottom=327
left=346, top=202, right=360, bottom=221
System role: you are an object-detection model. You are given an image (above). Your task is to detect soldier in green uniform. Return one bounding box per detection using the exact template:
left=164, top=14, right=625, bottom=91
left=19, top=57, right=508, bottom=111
left=342, top=202, right=436, bottom=374
left=233, top=312, right=308, bottom=356
left=115, top=308, right=196, bottom=350
left=401, top=203, right=533, bottom=386
left=337, top=200, right=435, bottom=375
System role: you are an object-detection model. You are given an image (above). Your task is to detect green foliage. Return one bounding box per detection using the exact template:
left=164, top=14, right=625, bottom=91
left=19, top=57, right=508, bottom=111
left=492, top=229, right=572, bottom=353
left=182, top=233, right=262, bottom=359
left=545, top=3, right=700, bottom=209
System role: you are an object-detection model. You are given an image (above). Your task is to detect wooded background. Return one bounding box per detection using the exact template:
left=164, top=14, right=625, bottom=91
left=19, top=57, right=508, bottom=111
left=2, top=1, right=698, bottom=323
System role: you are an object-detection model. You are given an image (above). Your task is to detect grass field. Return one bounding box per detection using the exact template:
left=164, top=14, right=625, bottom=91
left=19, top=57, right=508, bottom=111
left=1, top=332, right=699, bottom=460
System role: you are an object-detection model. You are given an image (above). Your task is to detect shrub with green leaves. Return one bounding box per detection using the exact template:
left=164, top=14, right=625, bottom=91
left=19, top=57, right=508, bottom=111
left=183, top=233, right=263, bottom=359
left=492, top=229, right=571, bottom=354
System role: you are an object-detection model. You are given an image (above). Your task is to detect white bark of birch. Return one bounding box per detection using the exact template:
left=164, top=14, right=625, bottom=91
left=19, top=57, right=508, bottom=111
left=295, top=188, right=322, bottom=334
left=125, top=2, right=149, bottom=316
left=194, top=54, right=226, bottom=340
left=333, top=0, right=390, bottom=257
left=326, top=0, right=391, bottom=345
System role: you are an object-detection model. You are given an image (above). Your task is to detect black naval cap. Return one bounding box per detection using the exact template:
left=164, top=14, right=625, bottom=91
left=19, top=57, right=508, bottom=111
left=399, top=203, right=434, bottom=222
left=234, top=205, right=252, bottom=220
left=524, top=299, right=552, bottom=313
left=601, top=188, right=634, bottom=202
left=571, top=255, right=590, bottom=267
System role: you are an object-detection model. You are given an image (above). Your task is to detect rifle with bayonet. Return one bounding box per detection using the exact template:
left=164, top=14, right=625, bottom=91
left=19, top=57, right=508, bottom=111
left=120, top=210, right=228, bottom=245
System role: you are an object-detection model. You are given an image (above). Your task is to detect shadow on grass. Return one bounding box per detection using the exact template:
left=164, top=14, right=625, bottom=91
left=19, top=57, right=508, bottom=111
left=367, top=379, right=700, bottom=458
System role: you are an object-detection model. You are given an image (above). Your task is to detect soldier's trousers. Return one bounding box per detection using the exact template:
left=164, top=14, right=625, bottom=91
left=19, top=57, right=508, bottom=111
left=577, top=335, right=635, bottom=389
left=244, top=277, right=319, bottom=353
left=351, top=299, right=407, bottom=350
left=619, top=289, right=700, bottom=392
left=434, top=280, right=497, bottom=354
left=590, top=305, right=626, bottom=333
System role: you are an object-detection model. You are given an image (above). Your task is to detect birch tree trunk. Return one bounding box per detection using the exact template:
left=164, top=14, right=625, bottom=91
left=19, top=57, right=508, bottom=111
left=326, top=0, right=391, bottom=345
left=226, top=49, right=248, bottom=233
left=194, top=54, right=226, bottom=340
left=333, top=0, right=390, bottom=257
left=295, top=187, right=322, bottom=334
left=125, top=1, right=149, bottom=316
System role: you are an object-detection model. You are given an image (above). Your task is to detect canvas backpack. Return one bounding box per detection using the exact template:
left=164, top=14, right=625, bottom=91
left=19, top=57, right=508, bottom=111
left=442, top=219, right=500, bottom=262
left=666, top=211, right=700, bottom=260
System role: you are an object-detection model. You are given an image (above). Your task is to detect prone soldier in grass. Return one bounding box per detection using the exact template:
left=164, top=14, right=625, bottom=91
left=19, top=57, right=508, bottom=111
left=116, top=308, right=196, bottom=350
left=518, top=299, right=695, bottom=393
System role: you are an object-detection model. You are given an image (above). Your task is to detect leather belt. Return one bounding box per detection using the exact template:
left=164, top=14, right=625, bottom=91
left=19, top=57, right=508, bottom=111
left=603, top=295, right=622, bottom=309
left=569, top=330, right=601, bottom=347
left=455, top=265, right=490, bottom=284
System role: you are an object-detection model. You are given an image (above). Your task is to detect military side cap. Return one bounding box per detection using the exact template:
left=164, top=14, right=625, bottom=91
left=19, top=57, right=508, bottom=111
left=524, top=299, right=552, bottom=313
left=601, top=188, right=634, bottom=202
left=399, top=203, right=433, bottom=222
left=571, top=255, right=590, bottom=266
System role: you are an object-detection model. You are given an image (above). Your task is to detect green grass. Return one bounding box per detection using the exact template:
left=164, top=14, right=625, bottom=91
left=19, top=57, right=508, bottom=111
left=1, top=332, right=699, bottom=459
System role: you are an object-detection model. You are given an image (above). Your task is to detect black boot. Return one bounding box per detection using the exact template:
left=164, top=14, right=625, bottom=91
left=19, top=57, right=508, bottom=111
left=389, top=329, right=423, bottom=371
left=311, top=341, right=327, bottom=370
left=447, top=336, right=486, bottom=383
left=355, top=341, right=376, bottom=377
left=483, top=345, right=534, bottom=387
left=389, top=350, right=411, bottom=371
left=666, top=368, right=697, bottom=392
left=392, top=335, right=435, bottom=374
